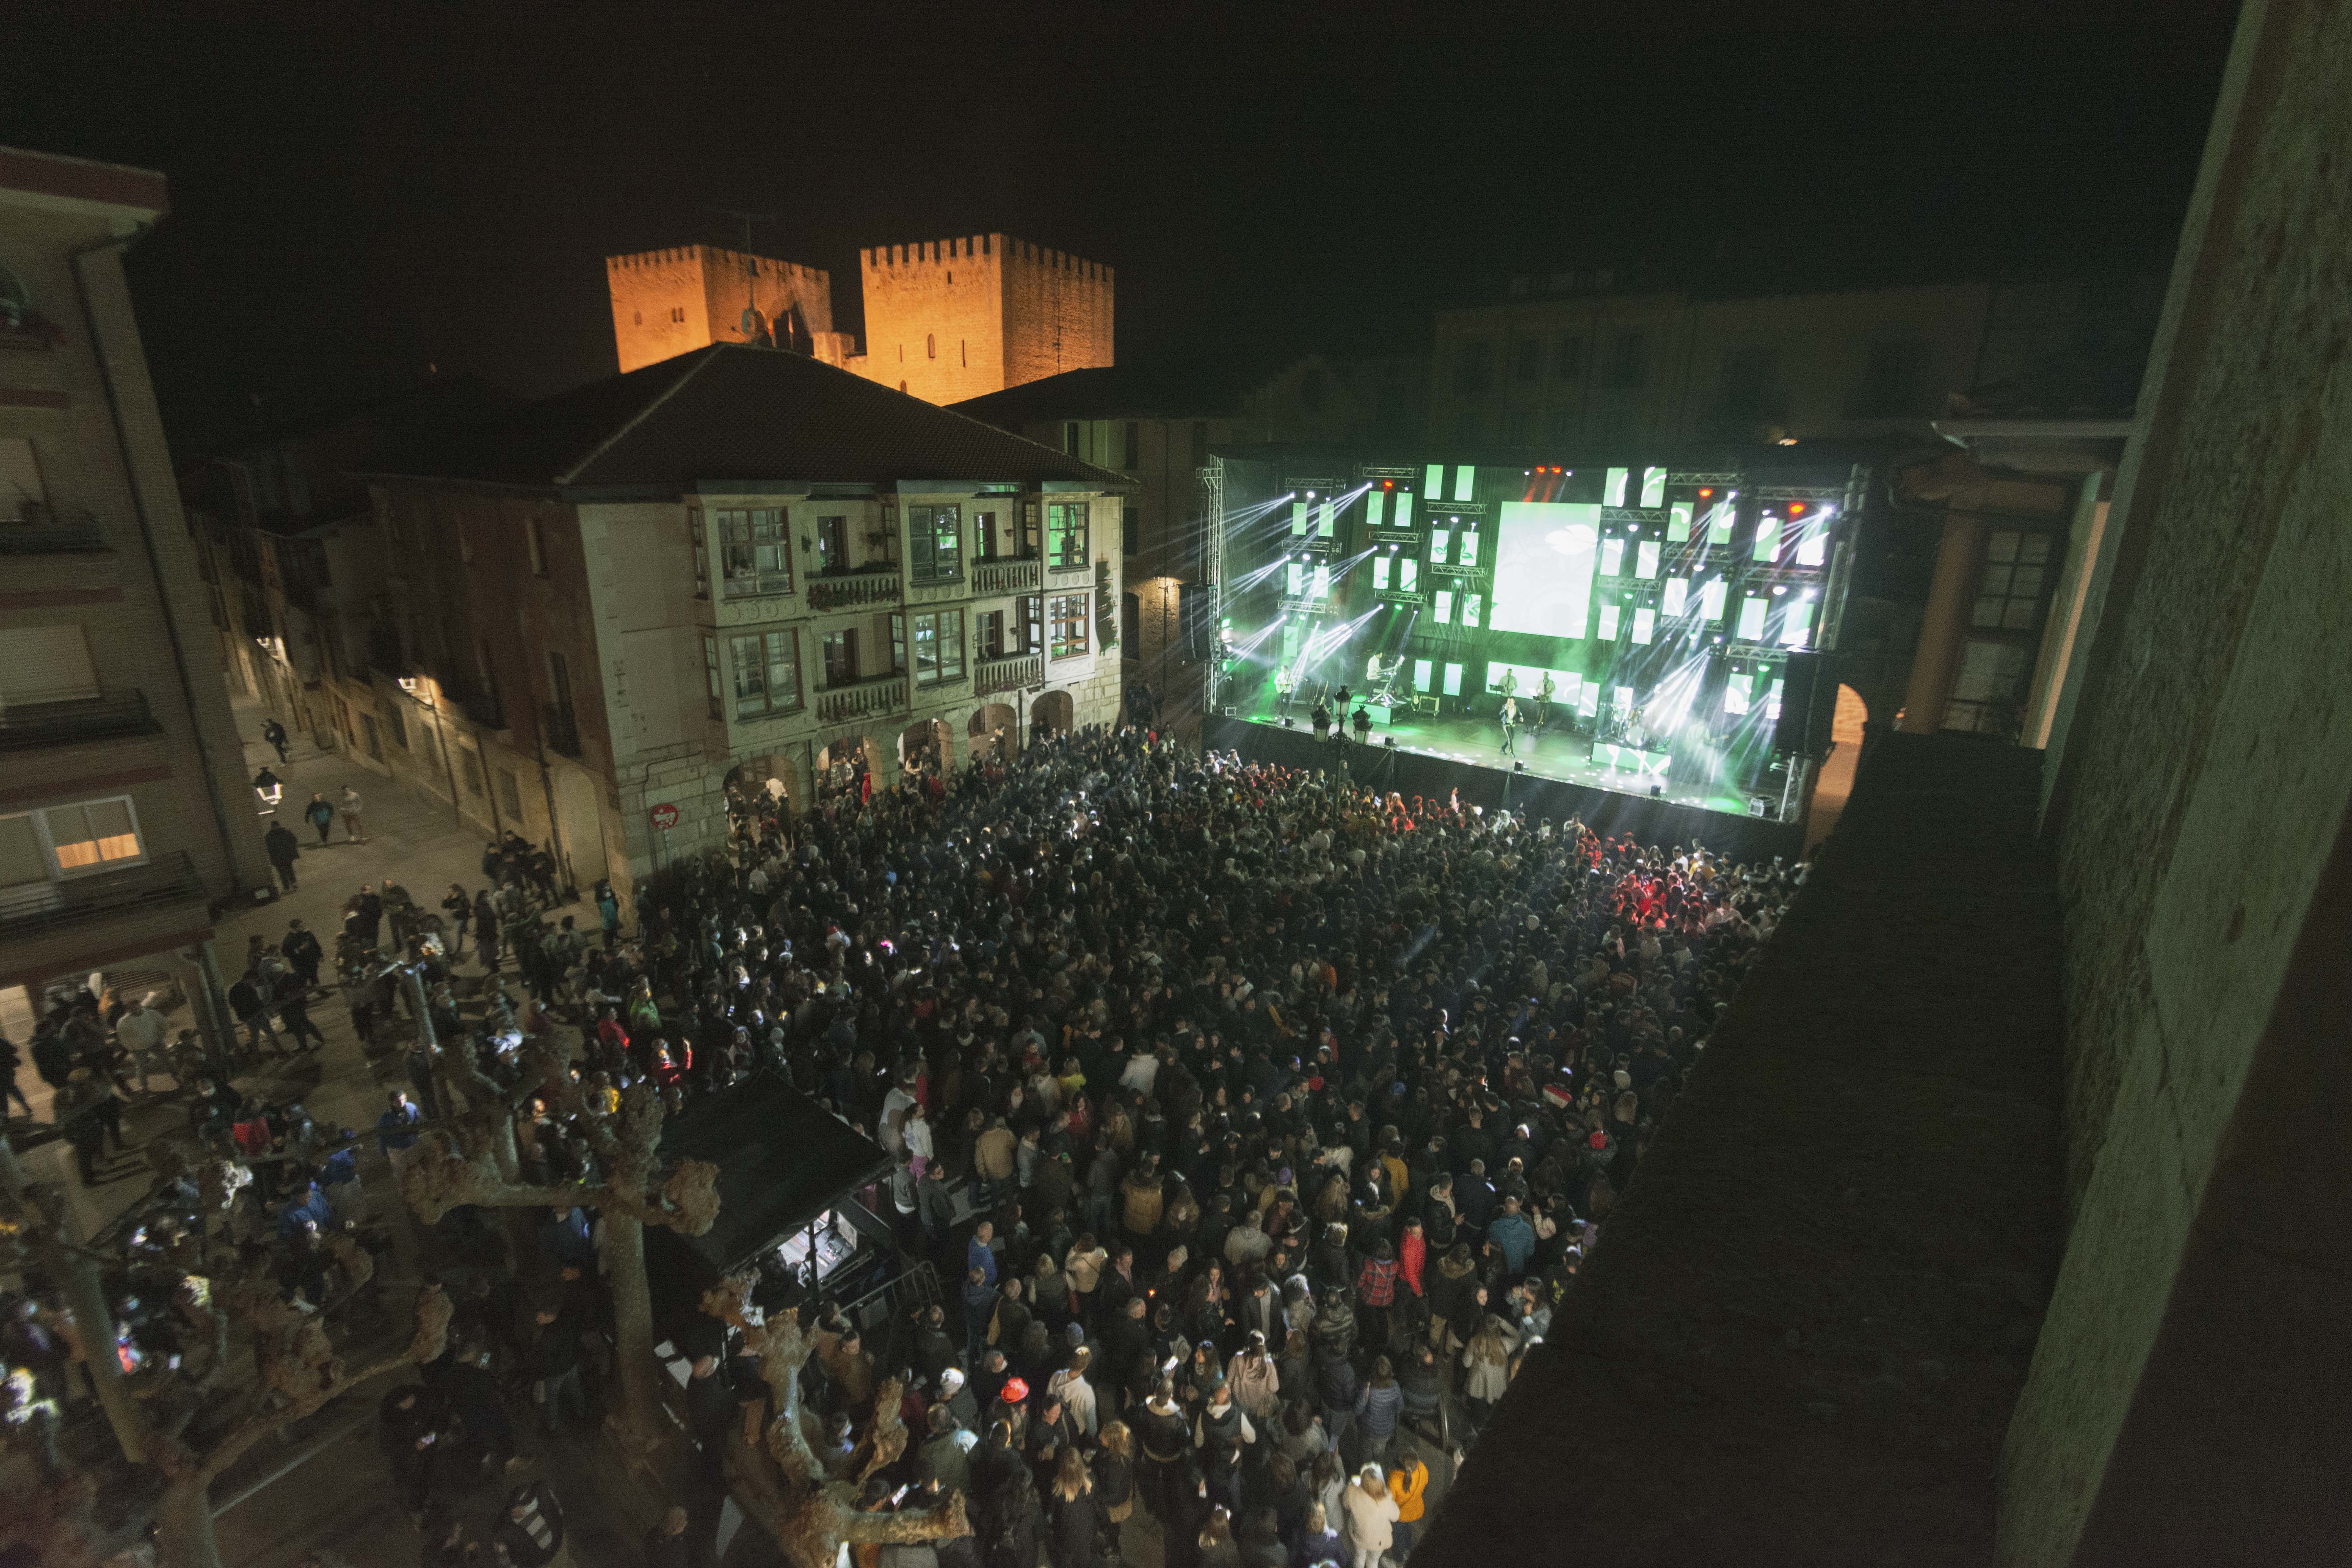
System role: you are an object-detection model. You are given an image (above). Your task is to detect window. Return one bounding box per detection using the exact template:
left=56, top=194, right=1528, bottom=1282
left=527, top=515, right=548, bottom=575
left=688, top=510, right=710, bottom=598
left=822, top=629, right=857, bottom=687
left=1454, top=341, right=1492, bottom=397
left=1974, top=530, right=2053, bottom=630
left=497, top=768, right=523, bottom=818
left=704, top=635, right=723, bottom=719
left=2, top=797, right=143, bottom=884
left=730, top=630, right=802, bottom=718
left=907, top=504, right=962, bottom=584
left=1022, top=501, right=1041, bottom=558
left=817, top=515, right=849, bottom=573
left=385, top=706, right=408, bottom=750
left=1122, top=421, right=1141, bottom=470
left=978, top=610, right=1006, bottom=659
left=1514, top=337, right=1544, bottom=383
left=1019, top=594, right=1043, bottom=654
left=0, top=624, right=97, bottom=704
left=973, top=510, right=1002, bottom=560
left=718, top=507, right=793, bottom=596
left=671, top=306, right=684, bottom=323
left=460, top=749, right=485, bottom=797
left=1047, top=501, right=1089, bottom=567
left=913, top=610, right=964, bottom=684
left=889, top=613, right=907, bottom=675
left=1607, top=331, right=1648, bottom=389
left=1943, top=637, right=2032, bottom=736
left=1555, top=336, right=1585, bottom=380
left=1122, top=506, right=1140, bottom=557
left=1048, top=593, right=1089, bottom=659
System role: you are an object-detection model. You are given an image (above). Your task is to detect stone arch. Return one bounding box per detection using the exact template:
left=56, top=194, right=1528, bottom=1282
left=898, top=718, right=953, bottom=777
left=814, top=735, right=881, bottom=800
left=1031, top=689, right=1074, bottom=740
left=967, top=702, right=1018, bottom=762
left=1804, top=684, right=1873, bottom=849
left=725, top=755, right=802, bottom=817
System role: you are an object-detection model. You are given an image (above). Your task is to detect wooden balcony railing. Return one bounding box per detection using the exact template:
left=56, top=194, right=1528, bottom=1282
left=816, top=675, right=907, bottom=726
left=971, top=557, right=1042, bottom=597
left=973, top=652, right=1042, bottom=697
left=805, top=565, right=904, bottom=612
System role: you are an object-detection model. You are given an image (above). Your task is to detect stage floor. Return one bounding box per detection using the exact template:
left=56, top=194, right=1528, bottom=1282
left=1234, top=695, right=1760, bottom=817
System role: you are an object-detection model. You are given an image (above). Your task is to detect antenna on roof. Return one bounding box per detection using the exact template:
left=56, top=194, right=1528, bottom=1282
left=710, top=207, right=780, bottom=347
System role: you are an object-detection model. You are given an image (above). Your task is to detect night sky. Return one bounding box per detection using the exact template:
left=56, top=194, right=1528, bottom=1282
left=2, top=4, right=2238, bottom=461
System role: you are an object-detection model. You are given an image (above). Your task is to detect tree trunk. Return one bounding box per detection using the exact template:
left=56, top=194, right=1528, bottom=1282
left=153, top=1477, right=224, bottom=1568
left=602, top=1209, right=664, bottom=1443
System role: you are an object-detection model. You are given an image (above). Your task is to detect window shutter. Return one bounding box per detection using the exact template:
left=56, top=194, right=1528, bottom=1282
left=0, top=625, right=98, bottom=706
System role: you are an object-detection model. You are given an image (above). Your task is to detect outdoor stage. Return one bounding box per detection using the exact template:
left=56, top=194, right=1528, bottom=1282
left=1209, top=694, right=1805, bottom=863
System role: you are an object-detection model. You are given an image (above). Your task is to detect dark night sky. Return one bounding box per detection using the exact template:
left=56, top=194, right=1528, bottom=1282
left=2, top=3, right=2238, bottom=460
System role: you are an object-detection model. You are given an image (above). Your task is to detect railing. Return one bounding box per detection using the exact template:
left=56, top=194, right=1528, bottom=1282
left=541, top=702, right=582, bottom=759
left=974, top=652, right=1042, bottom=697
left=817, top=674, right=907, bottom=725
left=0, top=690, right=161, bottom=750
left=0, top=850, right=204, bottom=934
left=805, top=564, right=903, bottom=612
left=971, top=557, right=1042, bottom=597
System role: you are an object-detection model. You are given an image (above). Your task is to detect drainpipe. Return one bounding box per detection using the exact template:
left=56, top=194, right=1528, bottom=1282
left=68, top=232, right=246, bottom=897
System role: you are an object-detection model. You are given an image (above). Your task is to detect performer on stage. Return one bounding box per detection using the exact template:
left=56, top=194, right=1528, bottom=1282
left=1534, top=671, right=1555, bottom=730
left=1275, top=666, right=1296, bottom=714
left=1497, top=667, right=1519, bottom=701
left=1499, top=697, right=1521, bottom=756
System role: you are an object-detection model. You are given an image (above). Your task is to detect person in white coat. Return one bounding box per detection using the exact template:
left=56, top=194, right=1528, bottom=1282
left=1341, top=1463, right=1400, bottom=1568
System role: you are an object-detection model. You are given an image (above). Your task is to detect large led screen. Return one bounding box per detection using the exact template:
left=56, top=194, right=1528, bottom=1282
left=1490, top=502, right=1600, bottom=638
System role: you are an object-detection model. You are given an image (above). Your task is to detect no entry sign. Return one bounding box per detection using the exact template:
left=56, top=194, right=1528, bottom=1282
left=650, top=802, right=680, bottom=830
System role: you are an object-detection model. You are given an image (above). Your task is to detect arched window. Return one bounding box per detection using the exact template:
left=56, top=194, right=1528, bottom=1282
left=927, top=333, right=936, bottom=359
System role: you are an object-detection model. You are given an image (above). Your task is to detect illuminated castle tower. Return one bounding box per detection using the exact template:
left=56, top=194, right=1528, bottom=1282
left=605, top=245, right=852, bottom=374
left=852, top=233, right=1113, bottom=404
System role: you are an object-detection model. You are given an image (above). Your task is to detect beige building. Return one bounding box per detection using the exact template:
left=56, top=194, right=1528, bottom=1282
left=606, top=233, right=1113, bottom=407
left=352, top=343, right=1131, bottom=909
left=0, top=147, right=271, bottom=1035
left=1424, top=271, right=2160, bottom=452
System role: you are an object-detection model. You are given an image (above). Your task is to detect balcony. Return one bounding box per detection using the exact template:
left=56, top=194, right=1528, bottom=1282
left=0, top=850, right=204, bottom=936
left=971, top=557, right=1042, bottom=597
left=805, top=564, right=903, bottom=612
left=541, top=702, right=583, bottom=759
left=816, top=673, right=907, bottom=726
left=0, top=690, right=162, bottom=751
left=974, top=652, right=1042, bottom=697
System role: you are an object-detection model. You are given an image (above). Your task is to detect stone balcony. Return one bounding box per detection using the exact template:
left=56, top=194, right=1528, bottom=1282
left=815, top=673, right=907, bottom=726
left=804, top=564, right=903, bottom=612
left=971, top=557, right=1042, bottom=598
left=973, top=652, right=1042, bottom=697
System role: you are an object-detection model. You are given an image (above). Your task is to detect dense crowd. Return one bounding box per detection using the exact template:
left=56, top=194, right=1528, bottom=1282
left=618, top=724, right=1798, bottom=1568
left=0, top=722, right=1796, bottom=1568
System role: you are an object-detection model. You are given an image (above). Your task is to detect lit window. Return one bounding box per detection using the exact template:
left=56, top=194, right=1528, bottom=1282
left=729, top=632, right=803, bottom=718
left=1048, top=593, right=1089, bottom=659
left=1047, top=502, right=1089, bottom=567
left=718, top=508, right=793, bottom=597
left=907, top=504, right=962, bottom=584
left=25, top=797, right=144, bottom=877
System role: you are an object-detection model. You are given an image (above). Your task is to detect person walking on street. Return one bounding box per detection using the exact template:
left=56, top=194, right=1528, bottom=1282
left=263, top=716, right=290, bottom=764
left=228, top=968, right=284, bottom=1059
left=278, top=984, right=328, bottom=1054
left=265, top=820, right=303, bottom=891
left=442, top=884, right=472, bottom=955
left=283, top=919, right=325, bottom=994
left=303, top=792, right=335, bottom=846
left=339, top=785, right=366, bottom=843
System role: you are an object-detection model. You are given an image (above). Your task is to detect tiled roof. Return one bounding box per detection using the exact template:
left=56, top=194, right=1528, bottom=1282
left=950, top=352, right=1318, bottom=426
left=366, top=344, right=1133, bottom=491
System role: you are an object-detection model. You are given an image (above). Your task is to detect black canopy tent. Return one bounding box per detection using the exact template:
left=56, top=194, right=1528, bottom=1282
left=645, top=1073, right=894, bottom=1346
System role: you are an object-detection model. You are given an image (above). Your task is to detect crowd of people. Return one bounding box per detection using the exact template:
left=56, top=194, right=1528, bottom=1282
left=612, top=723, right=1798, bottom=1568
left=0, top=716, right=1798, bottom=1568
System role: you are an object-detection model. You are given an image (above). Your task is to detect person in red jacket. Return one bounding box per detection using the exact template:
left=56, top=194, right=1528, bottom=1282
left=1397, top=1214, right=1428, bottom=1307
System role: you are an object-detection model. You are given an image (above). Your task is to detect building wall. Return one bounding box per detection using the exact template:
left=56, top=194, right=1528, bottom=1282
left=858, top=235, right=1113, bottom=405
left=2005, top=2, right=2352, bottom=1559
left=0, top=181, right=273, bottom=944
left=607, top=246, right=836, bottom=374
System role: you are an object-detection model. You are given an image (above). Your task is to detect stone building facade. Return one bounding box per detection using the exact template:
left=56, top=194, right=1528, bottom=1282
left=606, top=245, right=855, bottom=374
left=854, top=234, right=1114, bottom=404
left=0, top=146, right=271, bottom=1034
left=358, top=343, right=1131, bottom=909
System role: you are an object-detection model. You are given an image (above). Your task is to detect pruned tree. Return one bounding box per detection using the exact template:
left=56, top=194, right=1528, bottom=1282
left=702, top=1276, right=971, bottom=1568
left=399, top=1013, right=719, bottom=1447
